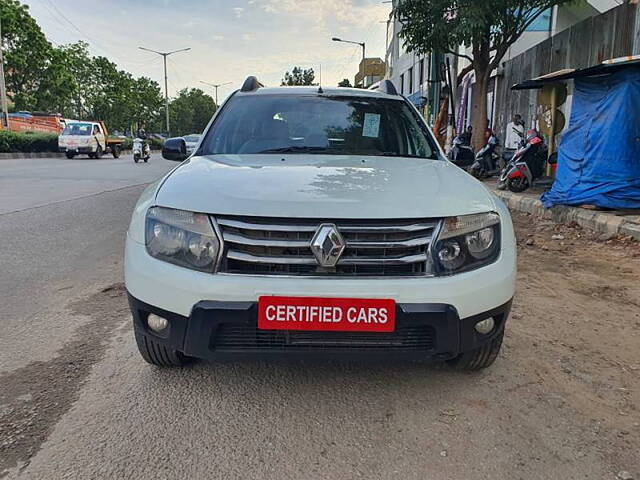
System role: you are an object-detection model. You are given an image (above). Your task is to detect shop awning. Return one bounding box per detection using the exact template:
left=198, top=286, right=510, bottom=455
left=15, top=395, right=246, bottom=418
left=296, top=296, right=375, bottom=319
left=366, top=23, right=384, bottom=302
left=511, top=55, right=640, bottom=90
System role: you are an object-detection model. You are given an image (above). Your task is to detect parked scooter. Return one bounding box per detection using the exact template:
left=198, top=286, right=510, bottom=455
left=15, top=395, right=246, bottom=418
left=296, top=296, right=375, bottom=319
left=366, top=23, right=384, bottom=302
left=497, top=129, right=556, bottom=192
left=448, top=134, right=475, bottom=168
left=133, top=137, right=151, bottom=163
left=469, top=131, right=502, bottom=179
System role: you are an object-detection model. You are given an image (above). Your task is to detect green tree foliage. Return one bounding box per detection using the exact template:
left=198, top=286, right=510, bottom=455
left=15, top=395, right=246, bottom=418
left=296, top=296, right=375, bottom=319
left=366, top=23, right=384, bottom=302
left=395, top=0, right=572, bottom=148
left=0, top=0, right=52, bottom=109
left=338, top=78, right=353, bottom=87
left=281, top=67, right=316, bottom=86
left=168, top=88, right=216, bottom=136
left=0, top=2, right=163, bottom=133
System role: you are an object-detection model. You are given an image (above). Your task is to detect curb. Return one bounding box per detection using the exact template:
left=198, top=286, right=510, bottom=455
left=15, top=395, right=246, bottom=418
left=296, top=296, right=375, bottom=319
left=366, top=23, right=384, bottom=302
left=0, top=152, right=66, bottom=159
left=0, top=150, right=137, bottom=160
left=492, top=189, right=640, bottom=241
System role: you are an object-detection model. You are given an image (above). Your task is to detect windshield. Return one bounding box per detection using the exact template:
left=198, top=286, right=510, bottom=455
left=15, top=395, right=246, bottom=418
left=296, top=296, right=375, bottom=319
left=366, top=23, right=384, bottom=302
left=184, top=135, right=200, bottom=142
left=62, top=123, right=93, bottom=136
left=200, top=95, right=438, bottom=158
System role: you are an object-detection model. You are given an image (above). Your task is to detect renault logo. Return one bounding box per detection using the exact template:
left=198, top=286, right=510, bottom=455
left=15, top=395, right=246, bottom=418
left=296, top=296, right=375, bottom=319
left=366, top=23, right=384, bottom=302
left=310, top=224, right=346, bottom=267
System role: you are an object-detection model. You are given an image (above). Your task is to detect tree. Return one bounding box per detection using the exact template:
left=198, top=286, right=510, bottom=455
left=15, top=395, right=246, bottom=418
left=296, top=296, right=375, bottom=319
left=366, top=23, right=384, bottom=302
left=338, top=78, right=352, bottom=87
left=281, top=67, right=316, bottom=86
left=395, top=0, right=572, bottom=149
left=168, top=88, right=216, bottom=136
left=0, top=0, right=54, bottom=110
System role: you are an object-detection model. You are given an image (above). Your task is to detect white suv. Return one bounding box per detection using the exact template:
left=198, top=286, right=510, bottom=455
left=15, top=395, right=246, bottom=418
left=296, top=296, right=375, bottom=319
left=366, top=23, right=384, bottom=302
left=125, top=77, right=516, bottom=370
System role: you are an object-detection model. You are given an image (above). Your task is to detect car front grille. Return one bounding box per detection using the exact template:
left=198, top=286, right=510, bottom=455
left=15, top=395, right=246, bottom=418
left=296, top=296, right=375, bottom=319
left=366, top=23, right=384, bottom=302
left=213, top=323, right=436, bottom=352
left=215, top=216, right=440, bottom=276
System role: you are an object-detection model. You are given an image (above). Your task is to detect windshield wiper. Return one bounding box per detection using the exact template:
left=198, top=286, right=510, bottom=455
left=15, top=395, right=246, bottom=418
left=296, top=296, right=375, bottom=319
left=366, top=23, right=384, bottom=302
left=256, top=146, right=330, bottom=154
left=379, top=152, right=438, bottom=159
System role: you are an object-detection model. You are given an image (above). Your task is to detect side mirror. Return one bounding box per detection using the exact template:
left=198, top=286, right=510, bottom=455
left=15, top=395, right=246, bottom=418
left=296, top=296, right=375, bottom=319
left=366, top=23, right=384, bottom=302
left=162, top=137, right=188, bottom=161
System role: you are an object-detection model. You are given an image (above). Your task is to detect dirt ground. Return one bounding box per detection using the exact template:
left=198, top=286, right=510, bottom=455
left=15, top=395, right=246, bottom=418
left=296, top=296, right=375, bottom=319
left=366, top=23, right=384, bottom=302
left=506, top=211, right=640, bottom=478
left=2, top=210, right=640, bottom=479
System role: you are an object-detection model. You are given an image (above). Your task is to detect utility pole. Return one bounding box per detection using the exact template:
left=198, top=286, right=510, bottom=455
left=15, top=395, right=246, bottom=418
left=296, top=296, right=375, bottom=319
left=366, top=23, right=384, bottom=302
left=138, top=46, right=190, bottom=136
left=0, top=16, right=10, bottom=129
left=199, top=81, right=231, bottom=107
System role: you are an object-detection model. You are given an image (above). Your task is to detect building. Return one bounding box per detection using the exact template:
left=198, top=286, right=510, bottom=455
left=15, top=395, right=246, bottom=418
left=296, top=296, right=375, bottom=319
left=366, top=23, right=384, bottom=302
left=384, top=0, right=622, bottom=128
left=354, top=58, right=386, bottom=88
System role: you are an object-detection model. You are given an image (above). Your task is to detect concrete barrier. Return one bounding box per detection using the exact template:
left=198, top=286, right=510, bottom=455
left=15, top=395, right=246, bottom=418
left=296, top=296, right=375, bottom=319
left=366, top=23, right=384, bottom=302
left=492, top=189, right=640, bottom=241
left=0, top=150, right=135, bottom=160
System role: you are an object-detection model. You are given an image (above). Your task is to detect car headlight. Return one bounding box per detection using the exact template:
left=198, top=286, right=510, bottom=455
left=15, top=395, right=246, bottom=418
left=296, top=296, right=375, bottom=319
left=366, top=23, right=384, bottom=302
left=145, top=206, right=221, bottom=272
left=432, top=212, right=500, bottom=275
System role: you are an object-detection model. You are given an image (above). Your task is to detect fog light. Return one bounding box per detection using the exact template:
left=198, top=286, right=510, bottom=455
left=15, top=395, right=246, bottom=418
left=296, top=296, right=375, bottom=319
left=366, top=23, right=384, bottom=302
left=147, top=314, right=168, bottom=332
left=475, top=317, right=495, bottom=335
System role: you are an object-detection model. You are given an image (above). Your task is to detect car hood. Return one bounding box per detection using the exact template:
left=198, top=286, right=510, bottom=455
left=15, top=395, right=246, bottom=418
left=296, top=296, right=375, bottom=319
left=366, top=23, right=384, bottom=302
left=155, top=154, right=496, bottom=219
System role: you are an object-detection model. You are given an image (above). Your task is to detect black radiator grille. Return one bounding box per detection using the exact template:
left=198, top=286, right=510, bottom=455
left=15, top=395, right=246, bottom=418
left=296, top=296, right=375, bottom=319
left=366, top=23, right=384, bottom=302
left=212, top=323, right=436, bottom=352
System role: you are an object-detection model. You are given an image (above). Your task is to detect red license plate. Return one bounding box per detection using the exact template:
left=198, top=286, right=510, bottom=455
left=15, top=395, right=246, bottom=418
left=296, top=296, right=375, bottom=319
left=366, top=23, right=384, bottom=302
left=258, top=296, right=396, bottom=332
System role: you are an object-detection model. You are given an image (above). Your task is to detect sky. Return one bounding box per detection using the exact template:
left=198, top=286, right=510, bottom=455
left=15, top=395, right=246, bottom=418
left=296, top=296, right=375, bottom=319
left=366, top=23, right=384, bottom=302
left=23, top=0, right=390, bottom=103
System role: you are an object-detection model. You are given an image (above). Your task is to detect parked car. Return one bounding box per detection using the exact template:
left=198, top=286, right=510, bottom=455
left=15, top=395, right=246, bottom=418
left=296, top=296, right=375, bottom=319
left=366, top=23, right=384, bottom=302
left=58, top=121, right=123, bottom=159
left=183, top=134, right=201, bottom=155
left=125, top=77, right=517, bottom=370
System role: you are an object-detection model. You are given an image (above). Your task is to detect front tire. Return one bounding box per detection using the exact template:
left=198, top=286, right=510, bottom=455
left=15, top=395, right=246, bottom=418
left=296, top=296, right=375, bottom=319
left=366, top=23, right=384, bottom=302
left=65, top=152, right=75, bottom=159
left=133, top=153, right=140, bottom=163
left=447, top=330, right=504, bottom=371
left=508, top=177, right=529, bottom=193
left=94, top=145, right=103, bottom=159
left=134, top=329, right=190, bottom=367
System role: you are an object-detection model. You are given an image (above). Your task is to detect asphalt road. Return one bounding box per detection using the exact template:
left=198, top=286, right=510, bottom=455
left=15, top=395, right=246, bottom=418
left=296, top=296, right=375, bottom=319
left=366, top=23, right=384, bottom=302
left=1, top=155, right=639, bottom=479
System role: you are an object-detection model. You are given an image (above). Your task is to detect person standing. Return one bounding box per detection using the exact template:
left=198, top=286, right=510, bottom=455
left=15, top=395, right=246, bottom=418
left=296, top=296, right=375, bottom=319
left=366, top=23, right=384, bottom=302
left=505, top=114, right=525, bottom=150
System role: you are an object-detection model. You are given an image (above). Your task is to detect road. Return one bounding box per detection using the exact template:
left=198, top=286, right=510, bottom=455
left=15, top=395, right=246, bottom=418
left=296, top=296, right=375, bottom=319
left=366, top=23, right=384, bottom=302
left=1, top=156, right=639, bottom=479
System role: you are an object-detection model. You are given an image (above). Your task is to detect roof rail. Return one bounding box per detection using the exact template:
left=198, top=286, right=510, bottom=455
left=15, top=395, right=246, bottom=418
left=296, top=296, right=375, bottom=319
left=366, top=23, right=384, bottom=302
left=377, top=79, right=399, bottom=96
left=240, top=76, right=264, bottom=92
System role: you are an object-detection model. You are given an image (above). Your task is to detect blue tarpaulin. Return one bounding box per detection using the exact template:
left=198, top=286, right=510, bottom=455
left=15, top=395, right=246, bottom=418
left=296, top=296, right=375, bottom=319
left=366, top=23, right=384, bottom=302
left=541, top=68, right=640, bottom=209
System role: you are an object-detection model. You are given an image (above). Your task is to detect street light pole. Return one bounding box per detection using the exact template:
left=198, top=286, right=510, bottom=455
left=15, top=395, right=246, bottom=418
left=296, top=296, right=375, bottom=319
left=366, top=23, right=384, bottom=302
left=332, top=37, right=366, bottom=86
left=200, top=81, right=232, bottom=107
left=138, top=46, right=191, bottom=136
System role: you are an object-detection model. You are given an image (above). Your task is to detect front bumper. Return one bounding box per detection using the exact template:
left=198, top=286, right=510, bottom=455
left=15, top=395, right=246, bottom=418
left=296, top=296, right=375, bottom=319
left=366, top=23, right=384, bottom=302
left=129, top=293, right=512, bottom=361
left=59, top=146, right=93, bottom=153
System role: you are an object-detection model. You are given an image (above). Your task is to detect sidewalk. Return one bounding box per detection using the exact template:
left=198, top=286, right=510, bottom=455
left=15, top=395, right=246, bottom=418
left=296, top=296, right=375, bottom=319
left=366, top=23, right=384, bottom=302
left=485, top=180, right=640, bottom=241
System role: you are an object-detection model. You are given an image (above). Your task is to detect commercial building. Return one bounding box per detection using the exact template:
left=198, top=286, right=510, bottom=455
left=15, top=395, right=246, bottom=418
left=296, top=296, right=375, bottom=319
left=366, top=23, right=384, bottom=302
left=354, top=57, right=386, bottom=88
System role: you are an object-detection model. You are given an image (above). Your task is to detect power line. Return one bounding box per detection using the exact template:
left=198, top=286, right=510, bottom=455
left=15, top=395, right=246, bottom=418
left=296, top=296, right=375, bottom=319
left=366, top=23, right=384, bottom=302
left=42, top=0, right=116, bottom=57
left=38, top=0, right=152, bottom=71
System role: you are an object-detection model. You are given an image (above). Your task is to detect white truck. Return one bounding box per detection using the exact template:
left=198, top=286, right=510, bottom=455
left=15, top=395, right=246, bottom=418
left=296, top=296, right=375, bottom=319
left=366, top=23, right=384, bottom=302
left=58, top=120, right=123, bottom=159
left=125, top=77, right=517, bottom=370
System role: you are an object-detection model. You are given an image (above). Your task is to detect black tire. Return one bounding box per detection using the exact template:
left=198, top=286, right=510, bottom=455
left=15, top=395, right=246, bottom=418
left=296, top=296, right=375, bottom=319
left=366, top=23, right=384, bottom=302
left=447, top=330, right=504, bottom=371
left=112, top=145, right=121, bottom=158
left=94, top=145, right=103, bottom=159
left=143, top=155, right=149, bottom=163
left=507, top=177, right=529, bottom=193
left=133, top=153, right=140, bottom=163
left=134, top=329, right=190, bottom=367
left=88, top=152, right=96, bottom=159
left=65, top=152, right=75, bottom=159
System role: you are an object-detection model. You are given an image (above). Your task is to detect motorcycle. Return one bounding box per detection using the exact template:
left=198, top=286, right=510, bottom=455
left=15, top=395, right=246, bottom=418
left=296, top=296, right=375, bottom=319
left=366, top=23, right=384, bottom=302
left=132, top=138, right=151, bottom=163
left=497, top=129, right=556, bottom=193
left=469, top=132, right=502, bottom=179
left=448, top=135, right=475, bottom=168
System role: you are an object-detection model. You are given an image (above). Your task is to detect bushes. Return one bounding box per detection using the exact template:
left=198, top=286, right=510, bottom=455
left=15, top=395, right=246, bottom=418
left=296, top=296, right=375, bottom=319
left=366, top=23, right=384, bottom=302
left=0, top=130, right=166, bottom=153
left=0, top=130, right=59, bottom=153
left=121, top=137, right=164, bottom=150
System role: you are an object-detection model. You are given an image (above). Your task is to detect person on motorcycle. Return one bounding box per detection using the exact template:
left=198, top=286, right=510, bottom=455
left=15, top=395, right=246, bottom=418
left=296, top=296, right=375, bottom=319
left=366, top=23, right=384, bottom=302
left=459, top=125, right=473, bottom=146
left=480, top=128, right=499, bottom=172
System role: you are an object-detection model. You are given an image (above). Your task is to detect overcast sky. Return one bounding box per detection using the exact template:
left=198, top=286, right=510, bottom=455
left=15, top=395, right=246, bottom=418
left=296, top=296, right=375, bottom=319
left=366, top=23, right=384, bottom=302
left=24, top=0, right=389, bottom=102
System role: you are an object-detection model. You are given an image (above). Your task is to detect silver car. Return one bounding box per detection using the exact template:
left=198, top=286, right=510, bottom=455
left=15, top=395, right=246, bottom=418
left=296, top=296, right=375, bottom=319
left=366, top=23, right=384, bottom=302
left=183, top=134, right=201, bottom=155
